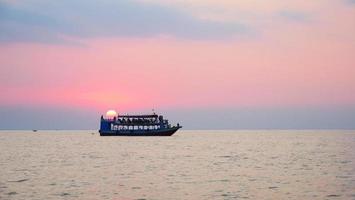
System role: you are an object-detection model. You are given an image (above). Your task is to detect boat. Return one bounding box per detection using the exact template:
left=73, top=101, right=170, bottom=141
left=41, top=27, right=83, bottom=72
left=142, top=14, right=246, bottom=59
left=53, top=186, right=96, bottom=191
left=99, top=113, right=182, bottom=136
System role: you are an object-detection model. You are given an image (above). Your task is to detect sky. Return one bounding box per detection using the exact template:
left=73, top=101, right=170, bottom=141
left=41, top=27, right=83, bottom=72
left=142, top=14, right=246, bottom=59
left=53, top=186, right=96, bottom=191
left=0, top=0, right=355, bottom=129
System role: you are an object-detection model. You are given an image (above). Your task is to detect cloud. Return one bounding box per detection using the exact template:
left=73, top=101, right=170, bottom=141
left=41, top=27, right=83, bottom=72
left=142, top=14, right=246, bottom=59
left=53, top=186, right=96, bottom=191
left=346, top=0, right=355, bottom=5
left=0, top=0, right=249, bottom=43
left=278, top=10, right=310, bottom=23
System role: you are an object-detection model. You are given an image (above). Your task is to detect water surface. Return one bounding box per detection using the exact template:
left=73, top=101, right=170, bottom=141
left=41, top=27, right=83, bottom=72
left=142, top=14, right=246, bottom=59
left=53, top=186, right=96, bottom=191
left=0, top=130, right=354, bottom=200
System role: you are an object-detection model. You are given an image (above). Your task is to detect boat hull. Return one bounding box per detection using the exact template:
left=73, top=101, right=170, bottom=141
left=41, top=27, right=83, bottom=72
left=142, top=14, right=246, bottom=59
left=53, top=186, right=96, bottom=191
left=99, top=126, right=181, bottom=136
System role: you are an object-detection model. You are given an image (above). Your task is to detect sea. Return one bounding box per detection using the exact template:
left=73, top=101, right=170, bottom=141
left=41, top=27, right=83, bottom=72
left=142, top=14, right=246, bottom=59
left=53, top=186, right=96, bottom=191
left=0, top=130, right=354, bottom=200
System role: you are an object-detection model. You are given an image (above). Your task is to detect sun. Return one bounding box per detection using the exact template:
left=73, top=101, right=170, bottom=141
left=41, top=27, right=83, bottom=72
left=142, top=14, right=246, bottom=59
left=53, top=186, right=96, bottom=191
left=106, top=110, right=117, bottom=119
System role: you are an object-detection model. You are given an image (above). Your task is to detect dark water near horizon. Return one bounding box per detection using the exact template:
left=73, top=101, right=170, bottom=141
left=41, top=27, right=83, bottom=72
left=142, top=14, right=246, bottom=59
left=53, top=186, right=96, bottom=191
left=0, top=130, right=354, bottom=200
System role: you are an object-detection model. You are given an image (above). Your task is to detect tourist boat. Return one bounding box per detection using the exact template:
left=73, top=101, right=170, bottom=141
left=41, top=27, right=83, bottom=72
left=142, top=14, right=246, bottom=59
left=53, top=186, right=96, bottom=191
left=99, top=113, right=182, bottom=136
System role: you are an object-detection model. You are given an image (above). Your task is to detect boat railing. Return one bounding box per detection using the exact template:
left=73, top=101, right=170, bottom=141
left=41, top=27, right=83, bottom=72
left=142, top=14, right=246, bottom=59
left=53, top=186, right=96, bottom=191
left=113, top=121, right=166, bottom=126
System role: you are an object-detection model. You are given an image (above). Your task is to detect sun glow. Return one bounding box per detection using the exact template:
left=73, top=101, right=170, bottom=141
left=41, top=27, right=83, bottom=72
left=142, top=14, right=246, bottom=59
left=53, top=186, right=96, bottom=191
left=106, top=110, right=117, bottom=119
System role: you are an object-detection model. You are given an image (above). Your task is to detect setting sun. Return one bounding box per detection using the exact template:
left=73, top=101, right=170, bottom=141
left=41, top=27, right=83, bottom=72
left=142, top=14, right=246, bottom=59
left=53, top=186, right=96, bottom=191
left=105, top=110, right=117, bottom=119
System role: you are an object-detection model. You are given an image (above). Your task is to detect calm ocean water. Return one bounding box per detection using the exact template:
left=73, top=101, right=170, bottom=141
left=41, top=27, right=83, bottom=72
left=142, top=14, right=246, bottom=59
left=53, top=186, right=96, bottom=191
left=0, top=130, right=354, bottom=200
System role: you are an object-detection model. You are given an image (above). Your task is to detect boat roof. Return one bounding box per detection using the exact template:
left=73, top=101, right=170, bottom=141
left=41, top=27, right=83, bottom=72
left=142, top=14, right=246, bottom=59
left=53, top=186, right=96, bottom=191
left=118, top=114, right=158, bottom=118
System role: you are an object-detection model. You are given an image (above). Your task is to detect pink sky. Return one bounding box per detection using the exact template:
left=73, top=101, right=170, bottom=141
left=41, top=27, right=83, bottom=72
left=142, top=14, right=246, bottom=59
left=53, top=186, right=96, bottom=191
left=1, top=0, right=355, bottom=114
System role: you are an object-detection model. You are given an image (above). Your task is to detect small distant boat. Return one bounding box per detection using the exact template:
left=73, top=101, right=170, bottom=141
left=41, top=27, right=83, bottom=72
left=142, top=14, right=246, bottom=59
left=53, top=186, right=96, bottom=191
left=99, top=113, right=182, bottom=136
